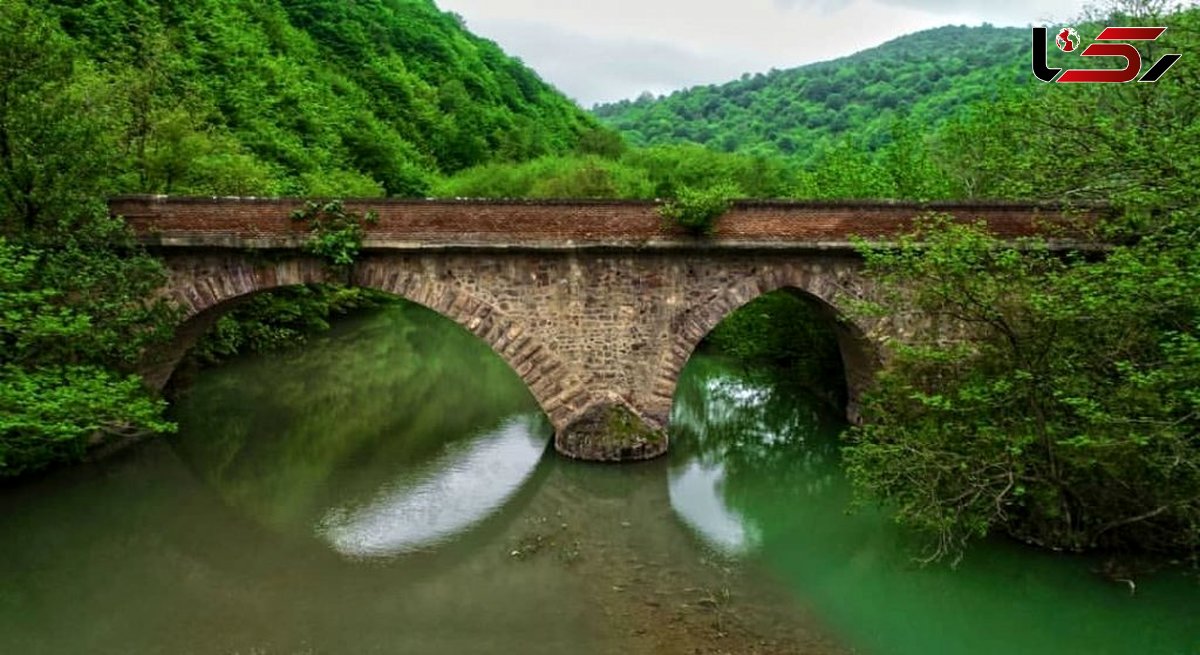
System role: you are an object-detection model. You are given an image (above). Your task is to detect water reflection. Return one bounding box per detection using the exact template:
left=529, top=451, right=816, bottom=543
left=667, top=460, right=758, bottom=554
left=170, top=303, right=551, bottom=555
left=0, top=312, right=1195, bottom=654
left=668, top=355, right=842, bottom=555
left=667, top=352, right=1200, bottom=655
left=319, top=414, right=548, bottom=557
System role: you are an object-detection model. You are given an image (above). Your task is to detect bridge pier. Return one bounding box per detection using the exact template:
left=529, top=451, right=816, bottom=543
left=554, top=395, right=669, bottom=462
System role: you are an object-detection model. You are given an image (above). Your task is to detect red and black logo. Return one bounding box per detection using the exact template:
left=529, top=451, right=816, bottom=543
left=1032, top=26, right=1182, bottom=83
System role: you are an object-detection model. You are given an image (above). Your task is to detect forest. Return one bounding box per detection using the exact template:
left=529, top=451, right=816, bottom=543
left=0, top=0, right=1197, bottom=562
left=592, top=24, right=1030, bottom=159
left=18, top=0, right=602, bottom=200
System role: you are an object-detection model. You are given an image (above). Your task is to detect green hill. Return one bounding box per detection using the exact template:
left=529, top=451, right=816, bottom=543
left=39, top=0, right=601, bottom=196
left=592, top=24, right=1028, bottom=159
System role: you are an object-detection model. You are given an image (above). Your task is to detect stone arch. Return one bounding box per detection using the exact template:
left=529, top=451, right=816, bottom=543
left=653, top=268, right=882, bottom=425
left=355, top=263, right=592, bottom=430
left=143, top=256, right=592, bottom=431
left=140, top=257, right=333, bottom=389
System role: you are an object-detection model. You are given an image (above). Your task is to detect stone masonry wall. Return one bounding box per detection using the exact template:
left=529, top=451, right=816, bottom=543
left=152, top=247, right=885, bottom=460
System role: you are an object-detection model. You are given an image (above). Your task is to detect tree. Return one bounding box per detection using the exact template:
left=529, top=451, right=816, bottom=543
left=575, top=127, right=627, bottom=159
left=0, top=2, right=178, bottom=477
left=845, top=215, right=1200, bottom=562
left=0, top=239, right=175, bottom=477
left=0, top=2, right=122, bottom=233
left=842, top=3, right=1200, bottom=563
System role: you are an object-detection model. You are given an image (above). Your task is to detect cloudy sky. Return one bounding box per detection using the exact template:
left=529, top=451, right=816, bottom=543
left=436, top=0, right=1088, bottom=106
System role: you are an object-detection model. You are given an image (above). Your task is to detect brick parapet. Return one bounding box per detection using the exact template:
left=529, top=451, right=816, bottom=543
left=111, top=196, right=1101, bottom=249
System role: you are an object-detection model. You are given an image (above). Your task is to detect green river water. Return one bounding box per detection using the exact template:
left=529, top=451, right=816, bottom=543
left=0, top=303, right=1196, bottom=654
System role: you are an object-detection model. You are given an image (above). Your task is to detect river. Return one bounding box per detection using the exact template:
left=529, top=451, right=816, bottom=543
left=0, top=303, right=1195, bottom=654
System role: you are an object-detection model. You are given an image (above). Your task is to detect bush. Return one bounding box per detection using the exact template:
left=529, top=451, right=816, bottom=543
left=290, top=200, right=378, bottom=268
left=659, top=183, right=739, bottom=235
left=845, top=216, right=1200, bottom=562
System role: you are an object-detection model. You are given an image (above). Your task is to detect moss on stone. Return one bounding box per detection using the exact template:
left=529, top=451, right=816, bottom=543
left=603, top=405, right=663, bottom=446
left=556, top=402, right=667, bottom=462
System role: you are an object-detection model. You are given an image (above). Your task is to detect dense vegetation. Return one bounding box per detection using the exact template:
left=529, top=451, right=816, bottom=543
left=0, top=3, right=179, bottom=477
left=46, top=0, right=602, bottom=197
left=593, top=24, right=1028, bottom=159
left=849, top=214, right=1200, bottom=562
left=840, top=5, right=1200, bottom=561
left=187, top=286, right=393, bottom=367
left=436, top=127, right=951, bottom=202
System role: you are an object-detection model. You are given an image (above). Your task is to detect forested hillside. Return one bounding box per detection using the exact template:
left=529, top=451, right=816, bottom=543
left=36, top=0, right=601, bottom=197
left=593, top=24, right=1027, bottom=158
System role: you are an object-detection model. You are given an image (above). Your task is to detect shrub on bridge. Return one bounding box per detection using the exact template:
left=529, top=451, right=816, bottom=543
left=658, top=183, right=738, bottom=236
left=290, top=200, right=378, bottom=268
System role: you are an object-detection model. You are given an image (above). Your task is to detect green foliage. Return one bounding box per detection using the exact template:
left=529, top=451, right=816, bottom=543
left=0, top=3, right=125, bottom=232
left=839, top=4, right=1200, bottom=562
left=659, top=183, right=738, bottom=235
left=29, top=0, right=607, bottom=197
left=290, top=200, right=378, bottom=268
left=794, top=121, right=957, bottom=200
left=594, top=25, right=1028, bottom=162
left=0, top=237, right=176, bottom=478
left=438, top=144, right=803, bottom=200
left=930, top=10, right=1200, bottom=209
left=622, top=144, right=798, bottom=198
left=0, top=1, right=181, bottom=477
left=703, top=291, right=846, bottom=406
left=575, top=126, right=628, bottom=159
left=0, top=236, right=174, bottom=370
left=436, top=114, right=973, bottom=203
left=0, top=365, right=173, bottom=478
left=435, top=155, right=655, bottom=199
left=846, top=213, right=1200, bottom=561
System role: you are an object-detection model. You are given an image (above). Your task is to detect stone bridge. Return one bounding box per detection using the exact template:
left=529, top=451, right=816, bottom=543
left=114, top=196, right=1096, bottom=461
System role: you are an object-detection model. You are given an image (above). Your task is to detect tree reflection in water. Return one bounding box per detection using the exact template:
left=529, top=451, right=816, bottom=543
left=171, top=302, right=551, bottom=551
left=668, top=353, right=846, bottom=555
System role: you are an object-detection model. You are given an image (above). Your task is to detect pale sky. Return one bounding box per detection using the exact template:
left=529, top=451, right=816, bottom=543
left=436, top=0, right=1089, bottom=106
